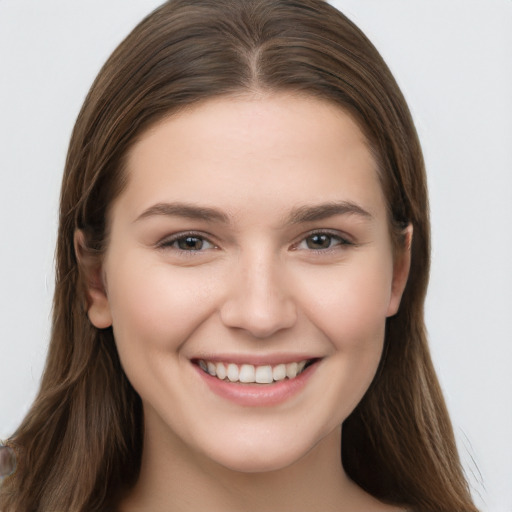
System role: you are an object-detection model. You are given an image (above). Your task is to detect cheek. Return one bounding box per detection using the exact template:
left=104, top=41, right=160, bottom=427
left=105, top=255, right=219, bottom=358
left=298, top=256, right=394, bottom=350
left=298, top=262, right=392, bottom=425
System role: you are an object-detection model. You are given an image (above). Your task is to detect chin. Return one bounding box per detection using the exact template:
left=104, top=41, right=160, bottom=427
left=211, top=446, right=307, bottom=474
left=196, top=424, right=337, bottom=475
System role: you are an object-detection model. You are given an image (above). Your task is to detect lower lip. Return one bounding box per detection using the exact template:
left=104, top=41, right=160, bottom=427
left=193, top=361, right=319, bottom=407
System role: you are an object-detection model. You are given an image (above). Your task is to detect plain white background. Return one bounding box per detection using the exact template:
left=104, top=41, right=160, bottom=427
left=0, top=1, right=510, bottom=510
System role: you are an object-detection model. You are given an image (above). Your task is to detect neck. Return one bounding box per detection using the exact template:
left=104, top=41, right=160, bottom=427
left=119, top=417, right=399, bottom=512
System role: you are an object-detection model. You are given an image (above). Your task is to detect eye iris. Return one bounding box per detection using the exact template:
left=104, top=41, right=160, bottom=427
left=178, top=236, right=203, bottom=250
left=307, top=234, right=331, bottom=249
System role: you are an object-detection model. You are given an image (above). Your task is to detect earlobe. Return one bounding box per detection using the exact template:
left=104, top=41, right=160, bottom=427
left=74, top=230, right=113, bottom=329
left=386, top=224, right=413, bottom=317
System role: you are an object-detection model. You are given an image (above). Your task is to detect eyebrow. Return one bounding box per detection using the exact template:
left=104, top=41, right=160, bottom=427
left=134, top=200, right=373, bottom=225
left=286, top=201, right=373, bottom=224
left=134, top=202, right=230, bottom=224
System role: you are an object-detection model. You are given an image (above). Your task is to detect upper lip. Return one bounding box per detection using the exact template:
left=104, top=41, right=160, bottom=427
left=190, top=353, right=322, bottom=366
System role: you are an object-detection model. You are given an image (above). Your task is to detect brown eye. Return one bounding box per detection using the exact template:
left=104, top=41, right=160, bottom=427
left=158, top=234, right=216, bottom=252
left=177, top=236, right=206, bottom=251
left=294, top=231, right=352, bottom=252
left=305, top=234, right=335, bottom=250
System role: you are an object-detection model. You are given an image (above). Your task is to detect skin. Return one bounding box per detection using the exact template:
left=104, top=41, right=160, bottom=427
left=83, top=93, right=411, bottom=512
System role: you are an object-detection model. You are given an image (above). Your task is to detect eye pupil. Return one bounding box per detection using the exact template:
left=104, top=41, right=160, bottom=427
left=307, top=234, right=331, bottom=249
left=178, top=236, right=203, bottom=250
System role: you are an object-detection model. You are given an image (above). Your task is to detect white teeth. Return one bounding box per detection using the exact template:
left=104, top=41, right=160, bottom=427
left=198, top=359, right=313, bottom=383
left=216, top=362, right=227, bottom=380
left=255, top=365, right=273, bottom=384
left=272, top=364, right=287, bottom=381
left=227, top=363, right=239, bottom=382
left=207, top=361, right=217, bottom=376
left=297, top=360, right=307, bottom=373
left=239, top=364, right=255, bottom=383
left=286, top=362, right=298, bottom=379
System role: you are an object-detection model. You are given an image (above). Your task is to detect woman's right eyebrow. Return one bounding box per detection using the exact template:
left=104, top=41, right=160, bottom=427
left=134, top=202, right=230, bottom=224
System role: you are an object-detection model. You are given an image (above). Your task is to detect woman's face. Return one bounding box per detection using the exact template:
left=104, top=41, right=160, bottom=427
left=87, top=94, right=410, bottom=473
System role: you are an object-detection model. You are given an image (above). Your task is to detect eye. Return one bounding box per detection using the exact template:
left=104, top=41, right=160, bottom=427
left=158, top=233, right=216, bottom=252
left=175, top=236, right=211, bottom=251
left=295, top=231, right=352, bottom=251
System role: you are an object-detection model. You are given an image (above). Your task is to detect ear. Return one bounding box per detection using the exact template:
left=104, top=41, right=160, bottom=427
left=74, top=230, right=113, bottom=329
left=386, top=224, right=413, bottom=317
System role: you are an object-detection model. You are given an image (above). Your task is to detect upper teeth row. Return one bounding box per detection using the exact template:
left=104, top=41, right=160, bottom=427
left=198, top=360, right=308, bottom=383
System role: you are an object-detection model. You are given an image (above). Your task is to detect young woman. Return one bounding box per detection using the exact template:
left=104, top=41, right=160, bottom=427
left=0, top=1, right=479, bottom=511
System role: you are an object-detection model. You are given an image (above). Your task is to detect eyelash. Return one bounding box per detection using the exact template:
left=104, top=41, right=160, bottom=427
left=157, top=230, right=353, bottom=255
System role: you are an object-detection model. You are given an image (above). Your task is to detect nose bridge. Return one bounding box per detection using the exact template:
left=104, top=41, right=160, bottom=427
left=219, top=245, right=297, bottom=338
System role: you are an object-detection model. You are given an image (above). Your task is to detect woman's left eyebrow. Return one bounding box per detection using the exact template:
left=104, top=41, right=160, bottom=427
left=286, top=201, right=373, bottom=224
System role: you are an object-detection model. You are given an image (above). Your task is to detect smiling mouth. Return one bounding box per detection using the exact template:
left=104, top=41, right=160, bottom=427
left=195, top=359, right=317, bottom=384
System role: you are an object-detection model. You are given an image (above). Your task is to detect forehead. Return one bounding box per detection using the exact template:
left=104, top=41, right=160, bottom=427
left=120, top=93, right=386, bottom=223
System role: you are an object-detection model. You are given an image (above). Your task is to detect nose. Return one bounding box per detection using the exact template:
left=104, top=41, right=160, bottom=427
left=219, top=251, right=298, bottom=338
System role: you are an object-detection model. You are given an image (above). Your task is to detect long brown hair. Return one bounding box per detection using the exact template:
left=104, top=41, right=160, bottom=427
left=1, top=1, right=478, bottom=510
